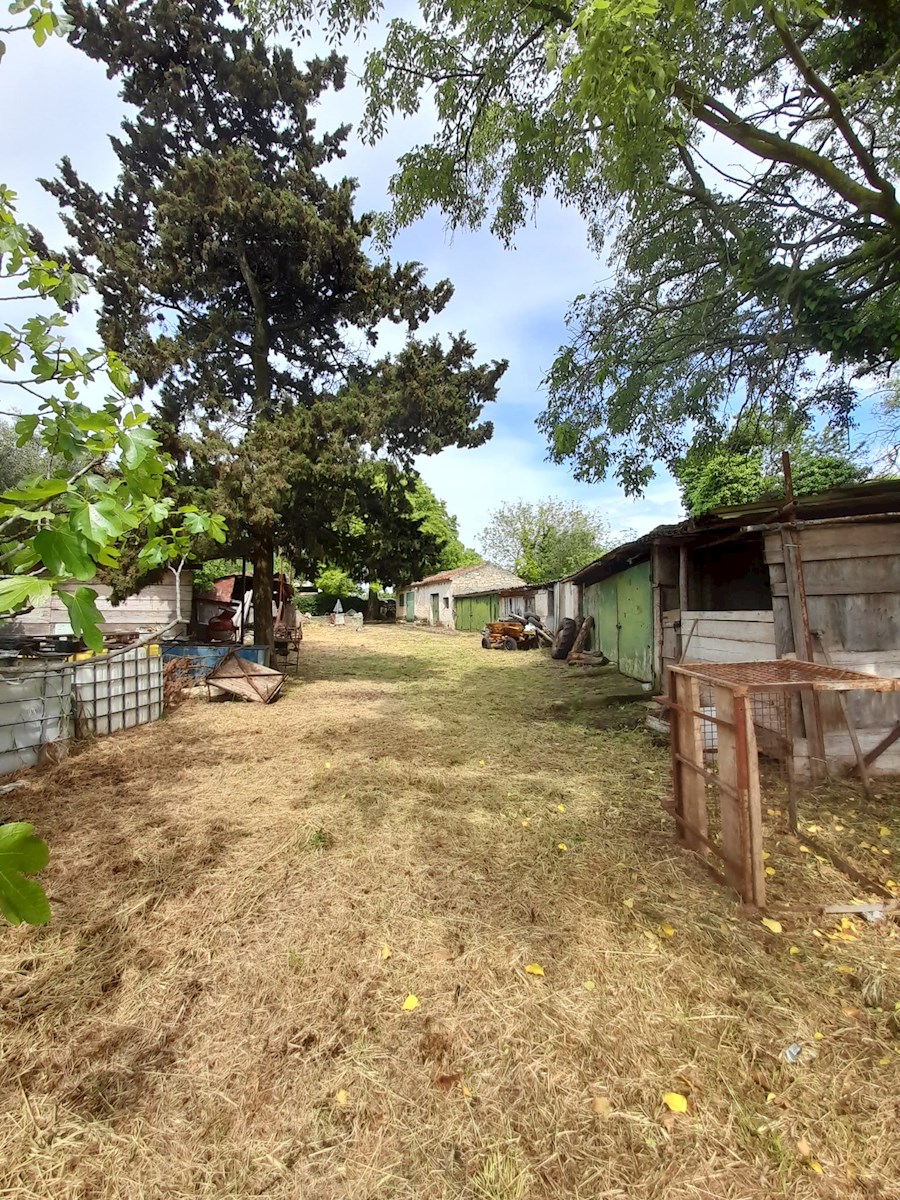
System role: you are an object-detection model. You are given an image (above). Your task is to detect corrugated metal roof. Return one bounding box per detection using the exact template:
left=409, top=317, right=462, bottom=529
left=568, top=480, right=900, bottom=586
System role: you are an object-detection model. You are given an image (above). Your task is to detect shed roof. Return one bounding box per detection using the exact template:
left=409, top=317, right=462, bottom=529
left=409, top=563, right=486, bottom=587
left=568, top=479, right=900, bottom=587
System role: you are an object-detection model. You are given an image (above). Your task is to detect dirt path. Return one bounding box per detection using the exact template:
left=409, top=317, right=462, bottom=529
left=1, top=625, right=898, bottom=1199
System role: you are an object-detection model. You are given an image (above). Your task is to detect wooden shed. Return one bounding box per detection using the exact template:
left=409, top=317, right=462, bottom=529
left=1, top=570, right=193, bottom=640
left=569, top=483, right=900, bottom=772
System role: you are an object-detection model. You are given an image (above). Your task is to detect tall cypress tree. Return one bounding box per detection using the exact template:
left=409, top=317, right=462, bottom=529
left=47, top=0, right=503, bottom=646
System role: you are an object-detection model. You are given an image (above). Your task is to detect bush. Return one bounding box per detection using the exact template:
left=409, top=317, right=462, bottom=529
left=299, top=591, right=368, bottom=616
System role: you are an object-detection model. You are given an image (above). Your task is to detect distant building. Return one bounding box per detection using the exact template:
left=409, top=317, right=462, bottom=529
left=397, top=563, right=525, bottom=628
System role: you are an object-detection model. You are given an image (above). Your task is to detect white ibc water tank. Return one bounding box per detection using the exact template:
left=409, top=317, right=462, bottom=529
left=0, top=664, right=73, bottom=777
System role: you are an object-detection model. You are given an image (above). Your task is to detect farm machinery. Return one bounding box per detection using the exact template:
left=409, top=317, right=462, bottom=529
left=481, top=613, right=551, bottom=651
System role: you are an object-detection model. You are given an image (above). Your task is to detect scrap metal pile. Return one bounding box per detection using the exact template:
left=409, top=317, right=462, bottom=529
left=480, top=612, right=553, bottom=651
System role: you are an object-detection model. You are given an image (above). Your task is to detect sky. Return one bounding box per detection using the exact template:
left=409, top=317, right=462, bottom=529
left=0, top=17, right=888, bottom=556
left=0, top=18, right=684, bottom=554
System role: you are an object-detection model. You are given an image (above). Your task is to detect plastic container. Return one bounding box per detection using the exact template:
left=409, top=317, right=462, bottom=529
left=160, top=643, right=270, bottom=680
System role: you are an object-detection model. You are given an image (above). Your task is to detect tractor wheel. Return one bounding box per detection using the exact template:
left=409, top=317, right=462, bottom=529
left=503, top=636, right=518, bottom=651
left=551, top=617, right=578, bottom=660
left=481, top=635, right=491, bottom=649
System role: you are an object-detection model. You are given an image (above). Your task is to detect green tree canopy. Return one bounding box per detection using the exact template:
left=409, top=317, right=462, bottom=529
left=48, top=0, right=504, bottom=647
left=479, top=498, right=612, bottom=582
left=675, top=421, right=869, bottom=515
left=0, top=418, right=47, bottom=493
left=300, top=472, right=479, bottom=616
left=249, top=0, right=900, bottom=493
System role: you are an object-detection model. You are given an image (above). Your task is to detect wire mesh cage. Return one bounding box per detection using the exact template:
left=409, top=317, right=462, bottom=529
left=666, top=660, right=900, bottom=906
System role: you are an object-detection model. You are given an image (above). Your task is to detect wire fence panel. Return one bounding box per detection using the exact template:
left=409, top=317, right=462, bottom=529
left=0, top=647, right=164, bottom=776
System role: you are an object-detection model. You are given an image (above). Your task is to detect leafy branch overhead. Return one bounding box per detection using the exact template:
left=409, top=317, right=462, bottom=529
left=0, top=822, right=50, bottom=926
left=0, top=185, right=226, bottom=649
left=249, top=0, right=900, bottom=491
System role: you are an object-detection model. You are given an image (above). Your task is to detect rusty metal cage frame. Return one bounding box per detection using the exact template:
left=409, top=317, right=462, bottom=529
left=666, top=660, right=900, bottom=906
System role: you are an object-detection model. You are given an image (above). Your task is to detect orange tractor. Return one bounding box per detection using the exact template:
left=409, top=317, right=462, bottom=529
left=481, top=614, right=547, bottom=651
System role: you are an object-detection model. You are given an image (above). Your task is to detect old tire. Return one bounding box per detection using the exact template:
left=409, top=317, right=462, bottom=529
left=551, top=617, right=578, bottom=660
left=481, top=635, right=491, bottom=649
left=503, top=636, right=518, bottom=651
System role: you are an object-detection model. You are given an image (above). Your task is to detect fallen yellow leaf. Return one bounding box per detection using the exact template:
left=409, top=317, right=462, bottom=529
left=524, top=962, right=545, bottom=977
left=623, top=897, right=635, bottom=909
left=879, top=1056, right=890, bottom=1066
left=336, top=1089, right=348, bottom=1106
left=557, top=842, right=568, bottom=851
left=324, top=761, right=332, bottom=769
left=789, top=945, right=800, bottom=955
left=479, top=759, right=485, bottom=766
left=807, top=1159, right=824, bottom=1175
left=813, top=1031, right=824, bottom=1040
left=765, top=866, right=775, bottom=877
left=662, top=1092, right=688, bottom=1114
left=591, top=1096, right=612, bottom=1117
left=583, top=980, right=596, bottom=991
left=520, top=819, right=530, bottom=827
left=719, top=921, right=729, bottom=934
left=401, top=994, right=419, bottom=1011
left=761, top=918, right=783, bottom=934
left=766, top=1092, right=776, bottom=1104
left=659, top=923, right=675, bottom=938
left=459, top=1082, right=472, bottom=1097
left=381, top=943, right=391, bottom=961
left=880, top=826, right=891, bottom=838
left=835, top=965, right=855, bottom=974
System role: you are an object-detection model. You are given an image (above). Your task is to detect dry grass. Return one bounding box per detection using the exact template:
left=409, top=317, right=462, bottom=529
left=1, top=623, right=899, bottom=1200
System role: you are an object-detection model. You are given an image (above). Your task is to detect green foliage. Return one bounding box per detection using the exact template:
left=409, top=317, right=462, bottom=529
left=315, top=564, right=355, bottom=598
left=406, top=479, right=480, bottom=573
left=479, top=498, right=612, bottom=583
left=0, top=822, right=50, bottom=926
left=0, top=0, right=71, bottom=62
left=0, top=187, right=224, bottom=650
left=249, top=0, right=900, bottom=491
left=675, top=420, right=869, bottom=515
left=0, top=418, right=47, bottom=492
left=192, top=557, right=243, bottom=594
left=50, top=0, right=504, bottom=648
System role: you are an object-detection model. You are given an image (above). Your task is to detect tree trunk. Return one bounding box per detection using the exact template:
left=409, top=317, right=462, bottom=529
left=252, top=526, right=275, bottom=651
left=367, top=586, right=380, bottom=623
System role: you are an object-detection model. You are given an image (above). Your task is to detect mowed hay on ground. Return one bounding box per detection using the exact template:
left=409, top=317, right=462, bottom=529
left=1, top=623, right=899, bottom=1200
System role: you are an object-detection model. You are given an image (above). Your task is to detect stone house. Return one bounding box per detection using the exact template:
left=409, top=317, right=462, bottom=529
left=397, top=563, right=525, bottom=628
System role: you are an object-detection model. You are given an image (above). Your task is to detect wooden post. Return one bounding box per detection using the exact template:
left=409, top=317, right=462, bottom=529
left=670, top=670, right=708, bottom=850
left=678, top=544, right=689, bottom=657
left=814, top=633, right=873, bottom=797
left=780, top=452, right=827, bottom=779
left=239, top=556, right=246, bottom=643
left=713, top=685, right=749, bottom=897
left=734, top=692, right=767, bottom=907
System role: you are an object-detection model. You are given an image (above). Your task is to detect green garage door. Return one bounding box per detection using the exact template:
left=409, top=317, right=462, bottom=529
left=455, top=593, right=498, bottom=631
left=405, top=590, right=414, bottom=621
left=582, top=560, right=652, bottom=682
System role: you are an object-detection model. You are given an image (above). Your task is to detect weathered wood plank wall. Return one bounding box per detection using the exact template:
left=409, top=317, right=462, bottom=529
left=764, top=520, right=900, bottom=773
